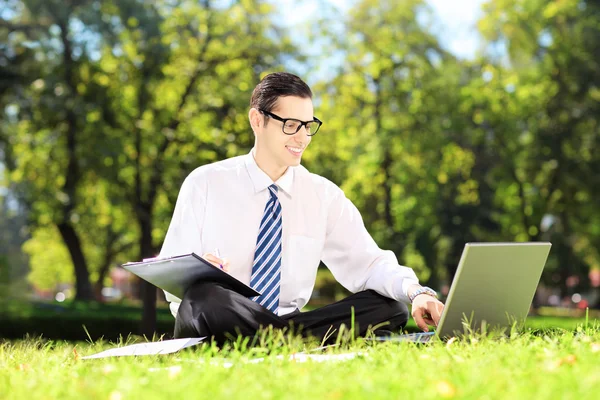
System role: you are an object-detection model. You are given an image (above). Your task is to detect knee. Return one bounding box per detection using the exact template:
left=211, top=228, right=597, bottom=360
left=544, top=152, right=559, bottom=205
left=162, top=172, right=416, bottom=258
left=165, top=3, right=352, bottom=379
left=182, top=282, right=233, bottom=311
left=389, top=300, right=409, bottom=326
left=371, top=291, right=409, bottom=328
left=175, top=282, right=234, bottom=339
left=359, top=290, right=409, bottom=328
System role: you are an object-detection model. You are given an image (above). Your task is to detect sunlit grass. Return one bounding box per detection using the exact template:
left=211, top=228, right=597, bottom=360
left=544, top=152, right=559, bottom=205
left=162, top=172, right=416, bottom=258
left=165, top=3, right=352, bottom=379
left=2, top=322, right=600, bottom=400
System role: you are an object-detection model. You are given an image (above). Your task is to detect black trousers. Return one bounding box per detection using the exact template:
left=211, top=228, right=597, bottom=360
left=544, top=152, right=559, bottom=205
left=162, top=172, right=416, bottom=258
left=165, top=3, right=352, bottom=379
left=174, top=282, right=409, bottom=345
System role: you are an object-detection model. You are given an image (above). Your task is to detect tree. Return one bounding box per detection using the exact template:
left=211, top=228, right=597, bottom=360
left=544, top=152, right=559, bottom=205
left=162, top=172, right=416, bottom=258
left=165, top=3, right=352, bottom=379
left=1, top=0, right=104, bottom=300
left=474, top=0, right=600, bottom=295
left=1, top=0, right=302, bottom=335
left=86, top=0, right=300, bottom=335
left=307, top=0, right=487, bottom=287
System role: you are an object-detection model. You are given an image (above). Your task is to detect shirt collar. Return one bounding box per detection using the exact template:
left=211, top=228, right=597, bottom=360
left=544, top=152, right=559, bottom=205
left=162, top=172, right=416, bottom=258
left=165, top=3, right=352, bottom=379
left=244, top=149, right=294, bottom=197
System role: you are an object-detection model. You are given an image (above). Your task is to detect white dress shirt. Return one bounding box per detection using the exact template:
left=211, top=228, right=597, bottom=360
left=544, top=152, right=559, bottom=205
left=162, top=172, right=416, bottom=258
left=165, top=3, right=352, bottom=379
left=159, top=149, right=419, bottom=317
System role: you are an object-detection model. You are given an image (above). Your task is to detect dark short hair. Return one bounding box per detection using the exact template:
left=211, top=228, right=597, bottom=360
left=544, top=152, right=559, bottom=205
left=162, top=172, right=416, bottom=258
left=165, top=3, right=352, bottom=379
left=250, top=72, right=313, bottom=113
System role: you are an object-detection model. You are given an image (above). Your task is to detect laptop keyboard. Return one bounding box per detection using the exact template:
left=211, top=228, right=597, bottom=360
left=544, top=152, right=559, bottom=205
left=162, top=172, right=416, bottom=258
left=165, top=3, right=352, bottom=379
left=372, top=331, right=436, bottom=343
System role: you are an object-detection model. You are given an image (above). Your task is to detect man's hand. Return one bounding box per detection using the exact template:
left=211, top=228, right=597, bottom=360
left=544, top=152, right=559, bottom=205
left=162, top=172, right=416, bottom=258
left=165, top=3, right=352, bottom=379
left=411, top=294, right=445, bottom=332
left=202, top=253, right=230, bottom=272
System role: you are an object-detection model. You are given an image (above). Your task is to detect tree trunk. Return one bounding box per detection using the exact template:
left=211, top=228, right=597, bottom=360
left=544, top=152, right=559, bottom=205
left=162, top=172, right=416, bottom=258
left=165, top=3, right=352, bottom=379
left=381, top=147, right=394, bottom=232
left=557, top=212, right=573, bottom=299
left=138, top=208, right=157, bottom=337
left=57, top=222, right=93, bottom=300
left=54, top=17, right=93, bottom=301
left=372, top=78, right=396, bottom=237
left=94, top=252, right=114, bottom=301
left=94, top=230, right=133, bottom=301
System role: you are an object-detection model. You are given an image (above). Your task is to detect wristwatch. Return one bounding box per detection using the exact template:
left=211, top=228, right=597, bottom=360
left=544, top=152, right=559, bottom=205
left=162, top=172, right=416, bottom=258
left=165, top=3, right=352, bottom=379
left=409, top=286, right=438, bottom=303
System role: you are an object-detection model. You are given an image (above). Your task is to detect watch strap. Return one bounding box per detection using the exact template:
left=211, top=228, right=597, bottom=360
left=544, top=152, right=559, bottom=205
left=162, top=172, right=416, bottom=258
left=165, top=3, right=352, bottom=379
left=409, top=286, right=438, bottom=303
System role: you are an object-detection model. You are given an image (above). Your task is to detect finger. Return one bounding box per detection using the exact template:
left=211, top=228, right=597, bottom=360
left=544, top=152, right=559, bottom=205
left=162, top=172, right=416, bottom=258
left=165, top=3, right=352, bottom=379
left=429, top=302, right=443, bottom=326
left=206, top=254, right=224, bottom=264
left=435, top=303, right=445, bottom=325
left=203, top=254, right=218, bottom=263
left=422, top=317, right=436, bottom=326
left=202, top=254, right=224, bottom=269
left=412, top=308, right=429, bottom=332
left=221, top=258, right=230, bottom=272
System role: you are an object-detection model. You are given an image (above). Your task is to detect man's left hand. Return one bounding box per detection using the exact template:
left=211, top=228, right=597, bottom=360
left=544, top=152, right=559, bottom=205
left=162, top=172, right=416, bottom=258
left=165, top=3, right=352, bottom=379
left=411, top=295, right=445, bottom=332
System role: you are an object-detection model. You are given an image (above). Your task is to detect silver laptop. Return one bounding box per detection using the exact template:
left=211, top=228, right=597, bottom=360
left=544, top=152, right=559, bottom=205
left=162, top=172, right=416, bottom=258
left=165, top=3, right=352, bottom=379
left=376, top=242, right=552, bottom=342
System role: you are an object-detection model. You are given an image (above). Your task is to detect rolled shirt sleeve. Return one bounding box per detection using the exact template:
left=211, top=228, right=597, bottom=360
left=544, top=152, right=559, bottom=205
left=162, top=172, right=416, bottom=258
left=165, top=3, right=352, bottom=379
left=320, top=184, right=419, bottom=304
left=159, top=175, right=207, bottom=316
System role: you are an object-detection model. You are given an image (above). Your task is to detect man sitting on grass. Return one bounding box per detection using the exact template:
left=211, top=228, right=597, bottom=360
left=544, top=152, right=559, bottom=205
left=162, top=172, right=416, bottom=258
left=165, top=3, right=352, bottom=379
left=159, top=72, right=444, bottom=344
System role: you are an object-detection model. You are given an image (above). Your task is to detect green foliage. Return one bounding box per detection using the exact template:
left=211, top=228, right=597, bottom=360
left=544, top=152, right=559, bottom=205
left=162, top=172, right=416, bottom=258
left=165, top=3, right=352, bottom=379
left=307, top=0, right=485, bottom=284
left=0, top=197, right=30, bottom=299
left=1, top=0, right=301, bottom=297
left=1, top=0, right=600, bottom=302
left=306, top=0, right=600, bottom=292
left=23, top=226, right=73, bottom=291
left=471, top=0, right=600, bottom=290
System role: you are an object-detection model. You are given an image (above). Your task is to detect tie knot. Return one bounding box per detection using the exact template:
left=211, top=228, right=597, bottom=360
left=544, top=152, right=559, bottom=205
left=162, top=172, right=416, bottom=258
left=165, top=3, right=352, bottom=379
left=268, top=184, right=278, bottom=197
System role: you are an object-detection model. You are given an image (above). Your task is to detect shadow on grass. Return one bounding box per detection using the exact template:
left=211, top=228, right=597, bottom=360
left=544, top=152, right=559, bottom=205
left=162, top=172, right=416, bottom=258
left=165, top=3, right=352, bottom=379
left=0, top=299, right=175, bottom=341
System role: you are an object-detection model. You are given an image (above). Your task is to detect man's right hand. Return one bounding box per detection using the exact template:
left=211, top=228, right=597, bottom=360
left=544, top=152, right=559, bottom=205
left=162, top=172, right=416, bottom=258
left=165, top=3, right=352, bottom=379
left=202, top=253, right=230, bottom=272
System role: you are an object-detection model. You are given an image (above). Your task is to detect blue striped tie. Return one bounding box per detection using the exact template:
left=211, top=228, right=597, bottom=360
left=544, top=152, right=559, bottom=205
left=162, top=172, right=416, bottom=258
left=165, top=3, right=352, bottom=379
left=250, top=184, right=282, bottom=313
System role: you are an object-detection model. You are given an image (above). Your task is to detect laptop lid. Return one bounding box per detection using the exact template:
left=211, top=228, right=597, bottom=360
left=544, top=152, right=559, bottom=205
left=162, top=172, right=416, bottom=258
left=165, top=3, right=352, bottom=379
left=435, top=242, right=551, bottom=338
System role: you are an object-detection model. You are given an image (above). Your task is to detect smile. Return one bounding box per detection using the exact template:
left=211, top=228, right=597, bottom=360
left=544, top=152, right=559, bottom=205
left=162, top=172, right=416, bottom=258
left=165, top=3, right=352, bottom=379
left=286, top=146, right=304, bottom=156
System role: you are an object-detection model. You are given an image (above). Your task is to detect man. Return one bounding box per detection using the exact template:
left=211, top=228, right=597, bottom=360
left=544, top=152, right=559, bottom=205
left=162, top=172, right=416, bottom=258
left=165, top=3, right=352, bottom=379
left=160, top=72, right=444, bottom=344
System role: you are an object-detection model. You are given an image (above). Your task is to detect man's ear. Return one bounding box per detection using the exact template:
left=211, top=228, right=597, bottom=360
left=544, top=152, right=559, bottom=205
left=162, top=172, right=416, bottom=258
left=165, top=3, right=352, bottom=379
left=249, top=108, right=262, bottom=132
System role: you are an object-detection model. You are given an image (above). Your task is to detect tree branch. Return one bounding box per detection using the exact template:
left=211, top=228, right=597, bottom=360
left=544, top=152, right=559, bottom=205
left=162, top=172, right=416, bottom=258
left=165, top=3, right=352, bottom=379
left=134, top=67, right=153, bottom=206
left=0, top=20, right=51, bottom=34
left=94, top=227, right=135, bottom=291
left=54, top=15, right=80, bottom=222
left=144, top=3, right=217, bottom=207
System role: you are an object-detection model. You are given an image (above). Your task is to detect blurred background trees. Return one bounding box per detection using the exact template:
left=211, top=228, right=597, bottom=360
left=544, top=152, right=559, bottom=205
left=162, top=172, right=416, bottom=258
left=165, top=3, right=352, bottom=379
left=1, top=0, right=599, bottom=336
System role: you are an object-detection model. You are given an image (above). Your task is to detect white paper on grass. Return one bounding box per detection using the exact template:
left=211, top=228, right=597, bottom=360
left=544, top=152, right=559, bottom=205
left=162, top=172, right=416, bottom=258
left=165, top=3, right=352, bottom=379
left=82, top=337, right=205, bottom=359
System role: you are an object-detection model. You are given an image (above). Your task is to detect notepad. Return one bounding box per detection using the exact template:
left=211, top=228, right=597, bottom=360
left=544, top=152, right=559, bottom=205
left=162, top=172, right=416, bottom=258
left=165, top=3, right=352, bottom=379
left=122, top=253, right=260, bottom=299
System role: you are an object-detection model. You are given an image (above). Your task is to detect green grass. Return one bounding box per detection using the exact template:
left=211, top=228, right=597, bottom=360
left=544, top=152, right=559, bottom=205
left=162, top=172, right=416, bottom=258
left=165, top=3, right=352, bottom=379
left=2, top=323, right=600, bottom=400
left=1, top=298, right=595, bottom=341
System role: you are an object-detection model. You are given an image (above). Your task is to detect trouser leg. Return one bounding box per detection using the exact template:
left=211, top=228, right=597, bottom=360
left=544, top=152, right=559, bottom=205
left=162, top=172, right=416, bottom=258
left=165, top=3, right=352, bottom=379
left=174, top=282, right=286, bottom=344
left=284, top=290, right=409, bottom=342
left=174, top=283, right=408, bottom=345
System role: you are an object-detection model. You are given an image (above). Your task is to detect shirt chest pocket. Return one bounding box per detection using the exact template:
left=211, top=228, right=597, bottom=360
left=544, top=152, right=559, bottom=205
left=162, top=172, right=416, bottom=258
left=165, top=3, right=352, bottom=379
left=282, top=235, right=323, bottom=287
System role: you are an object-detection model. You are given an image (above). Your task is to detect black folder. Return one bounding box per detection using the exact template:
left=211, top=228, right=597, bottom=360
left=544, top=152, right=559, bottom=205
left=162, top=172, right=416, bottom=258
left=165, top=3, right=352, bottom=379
left=122, top=253, right=260, bottom=299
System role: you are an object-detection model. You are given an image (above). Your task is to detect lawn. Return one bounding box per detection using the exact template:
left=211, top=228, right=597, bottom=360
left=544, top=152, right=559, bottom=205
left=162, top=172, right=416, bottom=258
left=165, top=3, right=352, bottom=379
left=2, top=322, right=600, bottom=400
left=2, top=300, right=600, bottom=399
left=1, top=298, right=596, bottom=340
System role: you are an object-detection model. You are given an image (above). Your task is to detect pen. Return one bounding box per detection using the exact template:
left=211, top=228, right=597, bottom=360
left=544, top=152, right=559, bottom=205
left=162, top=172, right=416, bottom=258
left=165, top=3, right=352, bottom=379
left=214, top=248, right=224, bottom=270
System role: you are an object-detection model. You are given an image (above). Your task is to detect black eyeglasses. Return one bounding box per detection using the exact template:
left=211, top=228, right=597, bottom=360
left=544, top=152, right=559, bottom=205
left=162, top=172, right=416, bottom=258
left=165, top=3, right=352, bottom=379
left=259, top=109, right=322, bottom=136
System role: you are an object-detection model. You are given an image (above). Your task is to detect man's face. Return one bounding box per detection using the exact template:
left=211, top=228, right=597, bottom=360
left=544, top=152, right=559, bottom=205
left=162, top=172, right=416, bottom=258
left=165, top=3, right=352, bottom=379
left=255, top=96, right=314, bottom=169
